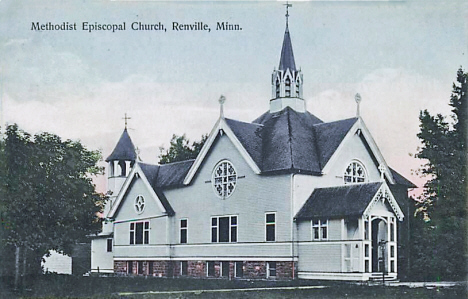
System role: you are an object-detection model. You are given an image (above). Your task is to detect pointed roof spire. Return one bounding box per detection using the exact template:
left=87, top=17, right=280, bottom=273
left=279, top=2, right=296, bottom=72
left=105, top=128, right=137, bottom=162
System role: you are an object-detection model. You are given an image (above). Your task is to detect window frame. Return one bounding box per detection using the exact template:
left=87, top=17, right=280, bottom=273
left=106, top=238, right=113, bottom=252
left=206, top=261, right=215, bottom=277
left=343, top=160, right=367, bottom=184
left=129, top=221, right=150, bottom=245
left=265, top=212, right=276, bottom=242
left=180, top=261, right=188, bottom=276
left=134, top=195, right=145, bottom=214
left=180, top=218, right=188, bottom=244
left=211, top=215, right=238, bottom=243
left=267, top=261, right=277, bottom=278
left=235, top=261, right=243, bottom=278
left=312, top=219, right=328, bottom=241
left=212, top=160, right=238, bottom=199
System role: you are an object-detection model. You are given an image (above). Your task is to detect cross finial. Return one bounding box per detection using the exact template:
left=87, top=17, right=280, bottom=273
left=218, top=95, right=226, bottom=118
left=355, top=93, right=362, bottom=117
left=123, top=113, right=131, bottom=129
left=284, top=1, right=292, bottom=27
left=378, top=164, right=386, bottom=181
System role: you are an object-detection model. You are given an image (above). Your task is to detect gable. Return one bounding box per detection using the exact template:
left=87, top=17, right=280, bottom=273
left=184, top=117, right=261, bottom=185
left=295, top=182, right=403, bottom=221
left=321, top=118, right=395, bottom=184
left=112, top=175, right=166, bottom=221
left=108, top=164, right=174, bottom=219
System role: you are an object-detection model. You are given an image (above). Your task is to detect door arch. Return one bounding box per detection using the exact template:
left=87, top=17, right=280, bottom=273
left=371, top=218, right=388, bottom=272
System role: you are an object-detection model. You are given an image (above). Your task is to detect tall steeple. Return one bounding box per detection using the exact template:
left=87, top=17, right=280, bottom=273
left=270, top=3, right=305, bottom=113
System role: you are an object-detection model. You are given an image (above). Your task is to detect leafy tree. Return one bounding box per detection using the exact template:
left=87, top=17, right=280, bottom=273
left=411, top=68, right=467, bottom=280
left=158, top=134, right=207, bottom=164
left=0, top=125, right=105, bottom=287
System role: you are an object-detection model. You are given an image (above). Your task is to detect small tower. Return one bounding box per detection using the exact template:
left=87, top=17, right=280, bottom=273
left=270, top=4, right=305, bottom=113
left=104, top=127, right=137, bottom=216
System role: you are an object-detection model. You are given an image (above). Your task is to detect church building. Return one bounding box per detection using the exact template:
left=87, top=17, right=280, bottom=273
left=91, top=11, right=415, bottom=281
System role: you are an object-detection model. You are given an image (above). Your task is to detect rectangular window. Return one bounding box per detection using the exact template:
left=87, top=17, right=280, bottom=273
left=106, top=238, right=112, bottom=252
left=235, top=261, right=243, bottom=278
left=181, top=261, right=188, bottom=275
left=266, top=213, right=276, bottom=242
left=127, top=261, right=133, bottom=274
left=267, top=262, right=276, bottom=278
left=390, top=218, right=395, bottom=242
left=130, top=221, right=150, bottom=245
left=211, top=216, right=237, bottom=243
left=364, top=220, right=369, bottom=240
left=207, top=261, right=215, bottom=277
left=365, top=244, right=369, bottom=257
left=390, top=245, right=395, bottom=258
left=312, top=219, right=328, bottom=240
left=391, top=261, right=395, bottom=273
left=148, top=262, right=153, bottom=276
left=138, top=261, right=144, bottom=275
left=180, top=219, right=188, bottom=244
left=365, top=260, right=370, bottom=273
left=221, top=261, right=229, bottom=278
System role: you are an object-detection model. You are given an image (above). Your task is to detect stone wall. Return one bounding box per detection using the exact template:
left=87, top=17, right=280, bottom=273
left=114, top=260, right=296, bottom=279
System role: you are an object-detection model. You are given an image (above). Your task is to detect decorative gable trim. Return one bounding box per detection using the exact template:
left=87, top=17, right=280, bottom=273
left=363, top=183, right=404, bottom=221
left=108, top=163, right=170, bottom=219
left=321, top=117, right=395, bottom=184
left=183, top=117, right=261, bottom=185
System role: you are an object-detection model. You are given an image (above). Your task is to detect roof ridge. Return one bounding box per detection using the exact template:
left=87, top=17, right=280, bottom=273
left=159, top=159, right=196, bottom=166
left=226, top=117, right=264, bottom=127
left=313, top=117, right=358, bottom=127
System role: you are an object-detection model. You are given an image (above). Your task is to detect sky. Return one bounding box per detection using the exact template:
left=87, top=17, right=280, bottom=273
left=0, top=0, right=467, bottom=193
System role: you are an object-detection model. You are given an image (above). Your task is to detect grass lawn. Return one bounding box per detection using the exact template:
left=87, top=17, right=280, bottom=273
left=0, top=274, right=465, bottom=298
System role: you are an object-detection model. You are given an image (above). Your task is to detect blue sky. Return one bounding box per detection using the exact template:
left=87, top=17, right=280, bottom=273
left=1, top=0, right=467, bottom=191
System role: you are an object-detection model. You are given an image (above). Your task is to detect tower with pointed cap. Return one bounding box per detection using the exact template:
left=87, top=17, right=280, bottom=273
left=270, top=4, right=305, bottom=113
left=105, top=127, right=137, bottom=215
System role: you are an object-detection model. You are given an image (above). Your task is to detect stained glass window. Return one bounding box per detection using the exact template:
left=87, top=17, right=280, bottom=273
left=344, top=161, right=366, bottom=184
left=212, top=160, right=237, bottom=198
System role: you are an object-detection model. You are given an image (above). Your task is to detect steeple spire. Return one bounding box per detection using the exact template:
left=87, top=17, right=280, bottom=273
left=270, top=3, right=305, bottom=113
left=279, top=2, right=296, bottom=72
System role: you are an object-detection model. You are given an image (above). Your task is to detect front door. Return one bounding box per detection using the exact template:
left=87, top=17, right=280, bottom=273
left=371, top=218, right=387, bottom=272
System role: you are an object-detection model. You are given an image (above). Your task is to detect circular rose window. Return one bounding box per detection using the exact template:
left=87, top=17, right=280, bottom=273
left=212, top=160, right=237, bottom=198
left=134, top=195, right=145, bottom=214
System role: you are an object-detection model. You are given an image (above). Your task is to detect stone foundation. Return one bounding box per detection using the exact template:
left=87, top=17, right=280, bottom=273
left=114, top=260, right=296, bottom=279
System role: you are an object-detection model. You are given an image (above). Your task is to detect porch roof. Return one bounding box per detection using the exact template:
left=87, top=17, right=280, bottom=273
left=295, top=182, right=383, bottom=220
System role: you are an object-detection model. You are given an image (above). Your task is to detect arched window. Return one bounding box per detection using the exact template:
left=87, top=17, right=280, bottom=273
left=344, top=161, right=366, bottom=184
left=275, top=78, right=280, bottom=98
left=285, top=77, right=291, bottom=97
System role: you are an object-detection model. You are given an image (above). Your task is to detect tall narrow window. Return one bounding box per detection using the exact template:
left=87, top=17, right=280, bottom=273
left=267, top=262, right=276, bottom=278
left=106, top=238, right=113, bottom=252
left=138, top=261, right=144, bottom=275
left=295, top=81, right=300, bottom=97
left=130, top=223, right=135, bottom=244
left=211, top=216, right=237, bottom=243
left=207, top=261, right=215, bottom=277
left=235, top=261, right=243, bottom=278
left=275, top=78, right=280, bottom=98
left=181, top=261, right=188, bottom=275
left=221, top=262, right=229, bottom=278
left=180, top=219, right=188, bottom=244
left=285, top=77, right=291, bottom=97
left=266, top=213, right=276, bottom=242
left=148, top=262, right=153, bottom=276
left=127, top=261, right=133, bottom=274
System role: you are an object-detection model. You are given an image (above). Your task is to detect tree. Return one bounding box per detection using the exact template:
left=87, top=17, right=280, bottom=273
left=411, top=67, right=467, bottom=280
left=158, top=134, right=207, bottom=164
left=0, top=125, right=105, bottom=288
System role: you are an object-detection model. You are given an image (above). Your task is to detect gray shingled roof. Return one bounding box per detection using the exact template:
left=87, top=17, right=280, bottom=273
left=295, top=182, right=383, bottom=220
left=106, top=129, right=137, bottom=162
left=224, top=108, right=358, bottom=174
left=389, top=167, right=417, bottom=188
left=137, top=161, right=194, bottom=216
left=279, top=26, right=296, bottom=71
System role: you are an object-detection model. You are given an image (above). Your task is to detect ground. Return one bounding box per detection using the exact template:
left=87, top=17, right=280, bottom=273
left=0, top=274, right=465, bottom=298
